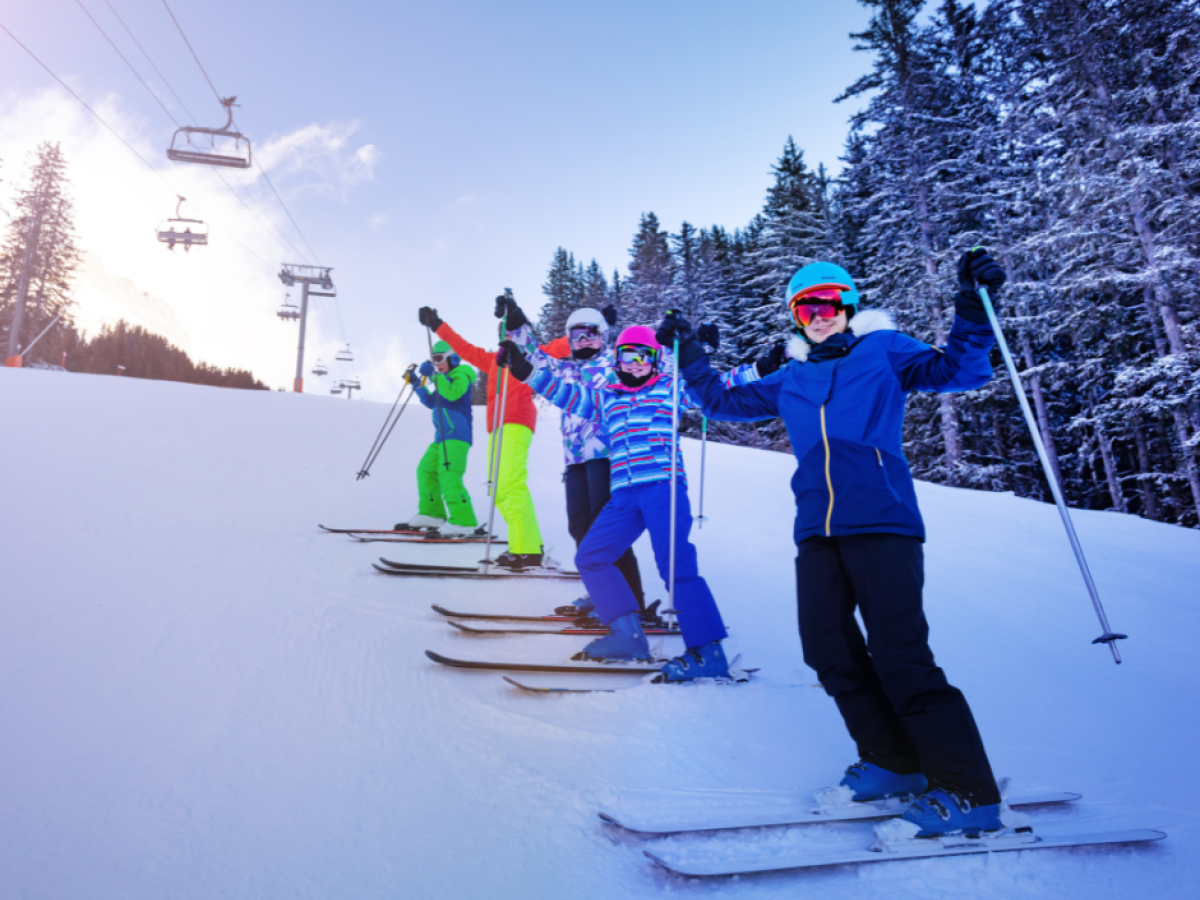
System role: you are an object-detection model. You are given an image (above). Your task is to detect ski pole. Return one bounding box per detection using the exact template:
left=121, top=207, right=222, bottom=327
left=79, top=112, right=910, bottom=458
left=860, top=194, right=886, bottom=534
left=483, top=291, right=514, bottom=571
left=978, top=280, right=1126, bottom=663
left=356, top=364, right=417, bottom=480
left=423, top=323, right=452, bottom=472
left=694, top=322, right=719, bottom=529
left=667, top=328, right=681, bottom=630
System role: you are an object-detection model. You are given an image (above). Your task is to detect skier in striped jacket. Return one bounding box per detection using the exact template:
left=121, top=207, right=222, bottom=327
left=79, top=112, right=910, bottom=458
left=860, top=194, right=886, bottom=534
left=497, top=316, right=749, bottom=682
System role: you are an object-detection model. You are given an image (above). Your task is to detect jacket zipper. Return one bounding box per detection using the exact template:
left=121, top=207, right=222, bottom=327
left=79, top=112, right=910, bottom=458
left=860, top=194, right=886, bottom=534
left=821, top=403, right=834, bottom=536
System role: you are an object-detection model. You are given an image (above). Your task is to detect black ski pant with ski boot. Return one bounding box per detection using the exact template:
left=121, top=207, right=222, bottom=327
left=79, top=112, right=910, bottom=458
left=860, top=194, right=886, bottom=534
left=565, top=458, right=645, bottom=611
left=795, top=533, right=1000, bottom=806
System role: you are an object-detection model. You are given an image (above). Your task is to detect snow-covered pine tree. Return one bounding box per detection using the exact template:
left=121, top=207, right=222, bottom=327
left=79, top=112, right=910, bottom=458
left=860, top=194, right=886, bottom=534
left=623, top=212, right=674, bottom=325
left=536, top=247, right=584, bottom=338
left=0, top=142, right=80, bottom=366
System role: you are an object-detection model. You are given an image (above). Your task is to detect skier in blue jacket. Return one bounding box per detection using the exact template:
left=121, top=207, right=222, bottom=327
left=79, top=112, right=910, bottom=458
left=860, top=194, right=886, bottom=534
left=679, top=250, right=1009, bottom=838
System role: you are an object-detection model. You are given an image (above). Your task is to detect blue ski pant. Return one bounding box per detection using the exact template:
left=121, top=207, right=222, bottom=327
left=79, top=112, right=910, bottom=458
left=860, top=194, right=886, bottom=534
left=564, top=459, right=645, bottom=610
left=796, top=534, right=1000, bottom=806
left=576, top=480, right=726, bottom=649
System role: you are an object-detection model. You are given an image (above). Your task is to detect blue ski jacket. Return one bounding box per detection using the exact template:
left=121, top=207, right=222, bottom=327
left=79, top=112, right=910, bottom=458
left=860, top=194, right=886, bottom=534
left=416, top=362, right=476, bottom=445
left=681, top=310, right=995, bottom=543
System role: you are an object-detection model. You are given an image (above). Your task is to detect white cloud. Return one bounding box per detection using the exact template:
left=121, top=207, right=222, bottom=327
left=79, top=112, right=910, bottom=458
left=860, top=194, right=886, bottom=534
left=369, top=212, right=390, bottom=229
left=255, top=122, right=379, bottom=199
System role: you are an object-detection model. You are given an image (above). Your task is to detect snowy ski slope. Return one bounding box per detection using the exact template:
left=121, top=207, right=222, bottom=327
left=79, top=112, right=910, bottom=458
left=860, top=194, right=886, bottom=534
left=2, top=367, right=1196, bottom=898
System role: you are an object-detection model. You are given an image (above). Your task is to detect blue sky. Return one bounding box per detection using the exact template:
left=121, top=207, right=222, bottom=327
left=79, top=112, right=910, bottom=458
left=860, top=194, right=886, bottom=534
left=1, top=0, right=876, bottom=395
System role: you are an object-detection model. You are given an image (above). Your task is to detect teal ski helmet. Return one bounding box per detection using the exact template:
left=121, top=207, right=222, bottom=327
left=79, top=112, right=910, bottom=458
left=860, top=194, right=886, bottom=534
left=786, top=262, right=861, bottom=307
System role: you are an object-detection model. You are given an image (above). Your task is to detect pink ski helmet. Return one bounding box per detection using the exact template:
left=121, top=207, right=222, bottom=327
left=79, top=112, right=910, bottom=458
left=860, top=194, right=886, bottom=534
left=615, top=325, right=660, bottom=349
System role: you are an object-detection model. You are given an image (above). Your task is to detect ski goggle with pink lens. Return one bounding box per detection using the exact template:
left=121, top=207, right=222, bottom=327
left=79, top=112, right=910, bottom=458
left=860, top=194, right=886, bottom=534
left=789, top=288, right=848, bottom=328
left=616, top=344, right=657, bottom=365
left=568, top=324, right=602, bottom=342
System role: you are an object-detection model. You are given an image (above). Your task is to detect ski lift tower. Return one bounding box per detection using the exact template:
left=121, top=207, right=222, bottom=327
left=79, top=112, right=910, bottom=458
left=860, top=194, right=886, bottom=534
left=278, top=264, right=335, bottom=392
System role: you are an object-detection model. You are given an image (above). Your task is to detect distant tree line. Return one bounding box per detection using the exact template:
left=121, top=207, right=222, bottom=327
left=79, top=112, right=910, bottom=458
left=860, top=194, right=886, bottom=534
left=0, top=141, right=265, bottom=392
left=535, top=0, right=1200, bottom=528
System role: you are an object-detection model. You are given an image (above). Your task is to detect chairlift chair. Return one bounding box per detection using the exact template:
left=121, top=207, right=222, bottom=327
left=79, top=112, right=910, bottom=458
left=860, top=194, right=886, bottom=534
left=276, top=294, right=301, bottom=321
left=330, top=387, right=343, bottom=395
left=312, top=359, right=328, bottom=377
left=336, top=344, right=354, bottom=362
left=167, top=97, right=252, bottom=169
left=156, top=196, right=209, bottom=251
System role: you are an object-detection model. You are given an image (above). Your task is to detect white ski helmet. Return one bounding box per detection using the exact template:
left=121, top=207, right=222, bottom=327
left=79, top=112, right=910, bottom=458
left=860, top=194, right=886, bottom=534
left=564, top=307, right=609, bottom=336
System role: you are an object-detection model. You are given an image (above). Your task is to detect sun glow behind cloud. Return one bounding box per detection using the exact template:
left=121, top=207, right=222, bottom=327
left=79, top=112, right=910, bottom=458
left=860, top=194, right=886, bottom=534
left=0, top=87, right=384, bottom=391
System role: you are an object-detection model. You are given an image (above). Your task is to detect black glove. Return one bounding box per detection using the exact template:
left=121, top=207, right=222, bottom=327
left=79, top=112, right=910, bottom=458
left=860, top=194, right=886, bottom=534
left=403, top=368, right=420, bottom=386
left=601, top=304, right=618, bottom=327
left=754, top=341, right=788, bottom=378
left=418, top=306, right=443, bottom=330
left=656, top=311, right=706, bottom=368
left=495, top=340, right=534, bottom=382
left=957, top=247, right=1006, bottom=293
left=493, top=294, right=529, bottom=331
left=697, top=322, right=720, bottom=348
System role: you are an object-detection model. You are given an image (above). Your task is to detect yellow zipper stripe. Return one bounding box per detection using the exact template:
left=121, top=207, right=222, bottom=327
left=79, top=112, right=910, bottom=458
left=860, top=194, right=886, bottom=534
left=821, top=404, right=834, bottom=536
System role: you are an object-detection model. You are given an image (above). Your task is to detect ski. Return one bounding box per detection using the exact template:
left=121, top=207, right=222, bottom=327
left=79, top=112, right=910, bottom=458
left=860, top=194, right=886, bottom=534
left=375, top=561, right=582, bottom=581
left=448, top=620, right=681, bottom=636
left=597, top=789, right=1081, bottom=835
left=432, top=604, right=580, bottom=623
left=425, top=649, right=663, bottom=675
left=320, top=524, right=428, bottom=535
left=643, top=828, right=1165, bottom=876
left=503, top=675, right=623, bottom=694
left=350, top=533, right=505, bottom=544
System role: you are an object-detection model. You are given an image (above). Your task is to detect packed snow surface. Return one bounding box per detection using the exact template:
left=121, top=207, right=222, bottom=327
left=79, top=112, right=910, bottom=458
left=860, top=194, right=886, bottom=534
left=2, top=367, right=1197, bottom=898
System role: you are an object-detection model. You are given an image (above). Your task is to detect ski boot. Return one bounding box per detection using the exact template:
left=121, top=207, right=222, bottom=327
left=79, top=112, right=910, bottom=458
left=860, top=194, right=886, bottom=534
left=900, top=787, right=1003, bottom=837
left=650, top=640, right=730, bottom=683
left=840, top=761, right=927, bottom=802
left=574, top=611, right=651, bottom=662
left=395, top=514, right=444, bottom=531
left=492, top=552, right=544, bottom=570
left=433, top=522, right=477, bottom=538
left=554, top=596, right=595, bottom=617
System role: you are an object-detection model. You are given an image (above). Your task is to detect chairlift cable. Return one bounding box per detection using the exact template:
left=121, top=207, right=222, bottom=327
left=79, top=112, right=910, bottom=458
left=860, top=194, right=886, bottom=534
left=159, top=0, right=223, bottom=107
left=73, top=0, right=178, bottom=126
left=102, top=0, right=199, bottom=123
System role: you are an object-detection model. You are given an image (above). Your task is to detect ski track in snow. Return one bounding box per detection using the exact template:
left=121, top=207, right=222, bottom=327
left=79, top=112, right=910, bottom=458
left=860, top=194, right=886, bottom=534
left=1, top=367, right=1195, bottom=898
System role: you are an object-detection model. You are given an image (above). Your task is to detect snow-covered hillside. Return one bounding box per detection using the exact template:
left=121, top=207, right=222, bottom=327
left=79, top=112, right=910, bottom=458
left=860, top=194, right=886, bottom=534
left=2, top=367, right=1196, bottom=899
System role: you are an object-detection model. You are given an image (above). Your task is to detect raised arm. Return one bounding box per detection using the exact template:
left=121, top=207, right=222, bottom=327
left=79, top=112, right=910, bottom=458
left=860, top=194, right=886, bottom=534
left=496, top=339, right=600, bottom=421
left=890, top=316, right=994, bottom=393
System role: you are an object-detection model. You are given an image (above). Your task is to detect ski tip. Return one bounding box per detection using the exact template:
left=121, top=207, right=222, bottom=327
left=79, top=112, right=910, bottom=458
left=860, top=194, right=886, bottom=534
left=643, top=851, right=673, bottom=871
left=425, top=650, right=450, bottom=665
left=431, top=604, right=452, bottom=616
left=597, top=812, right=620, bottom=826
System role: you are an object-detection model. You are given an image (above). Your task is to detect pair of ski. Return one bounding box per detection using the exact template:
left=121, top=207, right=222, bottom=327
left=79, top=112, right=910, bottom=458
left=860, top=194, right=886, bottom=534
left=433, top=604, right=681, bottom=637
left=373, top=557, right=582, bottom=581
left=318, top=524, right=505, bottom=545
left=599, top=787, right=1163, bottom=875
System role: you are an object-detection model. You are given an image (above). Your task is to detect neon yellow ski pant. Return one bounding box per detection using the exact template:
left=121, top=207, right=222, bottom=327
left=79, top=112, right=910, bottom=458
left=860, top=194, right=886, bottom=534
left=487, top=424, right=542, bottom=553
left=417, top=440, right=477, bottom=527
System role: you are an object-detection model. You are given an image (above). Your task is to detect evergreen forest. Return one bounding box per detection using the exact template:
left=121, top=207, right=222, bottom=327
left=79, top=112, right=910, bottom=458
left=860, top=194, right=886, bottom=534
left=535, top=0, right=1200, bottom=529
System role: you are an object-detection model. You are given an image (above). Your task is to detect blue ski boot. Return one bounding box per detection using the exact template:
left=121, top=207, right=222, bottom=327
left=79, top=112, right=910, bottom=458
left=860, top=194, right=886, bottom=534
left=651, top=640, right=730, bottom=683
left=840, top=761, right=927, bottom=802
left=575, top=611, right=651, bottom=662
left=901, top=788, right=1002, bottom=837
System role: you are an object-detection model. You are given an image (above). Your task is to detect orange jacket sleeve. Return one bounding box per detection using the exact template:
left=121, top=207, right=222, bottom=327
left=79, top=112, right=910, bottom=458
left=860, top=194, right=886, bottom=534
left=435, top=322, right=495, bottom=373
left=541, top=335, right=572, bottom=359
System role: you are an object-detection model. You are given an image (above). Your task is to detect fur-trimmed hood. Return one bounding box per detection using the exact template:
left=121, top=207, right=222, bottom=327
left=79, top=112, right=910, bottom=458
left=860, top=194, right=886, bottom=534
left=786, top=309, right=896, bottom=362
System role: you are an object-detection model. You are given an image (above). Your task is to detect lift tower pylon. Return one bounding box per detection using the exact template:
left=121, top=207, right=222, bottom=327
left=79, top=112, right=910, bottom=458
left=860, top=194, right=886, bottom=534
left=278, top=264, right=335, bottom=392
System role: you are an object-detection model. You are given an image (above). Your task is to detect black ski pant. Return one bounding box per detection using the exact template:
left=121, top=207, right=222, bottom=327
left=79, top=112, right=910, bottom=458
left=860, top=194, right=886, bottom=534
left=565, top=459, right=645, bottom=610
left=796, top=533, right=1000, bottom=806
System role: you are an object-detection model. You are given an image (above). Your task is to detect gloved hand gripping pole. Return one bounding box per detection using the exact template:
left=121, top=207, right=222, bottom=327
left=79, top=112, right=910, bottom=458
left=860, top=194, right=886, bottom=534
left=356, top=363, right=418, bottom=480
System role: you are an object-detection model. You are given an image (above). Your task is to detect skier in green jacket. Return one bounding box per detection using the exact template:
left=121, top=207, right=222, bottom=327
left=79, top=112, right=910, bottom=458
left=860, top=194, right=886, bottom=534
left=396, top=340, right=480, bottom=537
